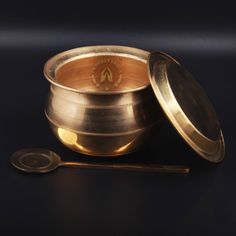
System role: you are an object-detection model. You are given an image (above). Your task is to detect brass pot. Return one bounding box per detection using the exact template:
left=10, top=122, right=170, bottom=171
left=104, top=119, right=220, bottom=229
left=44, top=45, right=162, bottom=156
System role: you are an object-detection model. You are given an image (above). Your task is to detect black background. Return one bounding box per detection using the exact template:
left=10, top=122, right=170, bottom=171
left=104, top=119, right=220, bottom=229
left=0, top=0, right=236, bottom=235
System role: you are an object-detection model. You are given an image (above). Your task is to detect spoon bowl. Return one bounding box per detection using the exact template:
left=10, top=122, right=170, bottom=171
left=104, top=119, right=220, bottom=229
left=10, top=148, right=61, bottom=173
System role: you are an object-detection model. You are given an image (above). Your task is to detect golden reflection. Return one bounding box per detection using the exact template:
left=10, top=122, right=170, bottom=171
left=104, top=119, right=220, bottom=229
left=57, top=128, right=90, bottom=153
left=58, top=128, right=77, bottom=145
left=114, top=139, right=136, bottom=154
left=57, top=128, right=139, bottom=156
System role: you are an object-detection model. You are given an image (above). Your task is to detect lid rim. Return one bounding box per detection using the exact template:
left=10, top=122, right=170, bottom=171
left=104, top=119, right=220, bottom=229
left=147, top=51, right=225, bottom=163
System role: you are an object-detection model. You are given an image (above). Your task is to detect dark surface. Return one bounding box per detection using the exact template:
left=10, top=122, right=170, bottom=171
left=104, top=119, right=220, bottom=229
left=0, top=1, right=236, bottom=235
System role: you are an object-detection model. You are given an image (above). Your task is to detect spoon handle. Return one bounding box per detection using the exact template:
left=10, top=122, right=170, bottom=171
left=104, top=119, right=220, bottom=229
left=61, top=162, right=190, bottom=174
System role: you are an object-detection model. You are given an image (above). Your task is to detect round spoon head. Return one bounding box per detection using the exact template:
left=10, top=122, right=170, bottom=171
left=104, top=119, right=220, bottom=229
left=10, top=148, right=61, bottom=173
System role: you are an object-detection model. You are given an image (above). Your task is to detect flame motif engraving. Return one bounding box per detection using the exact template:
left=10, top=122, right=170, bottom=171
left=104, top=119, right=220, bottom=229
left=100, top=67, right=113, bottom=83
left=91, top=58, right=122, bottom=91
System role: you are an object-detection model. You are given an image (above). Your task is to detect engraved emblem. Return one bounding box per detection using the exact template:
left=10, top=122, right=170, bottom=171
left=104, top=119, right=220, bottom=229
left=100, top=67, right=113, bottom=83
left=91, top=58, right=122, bottom=91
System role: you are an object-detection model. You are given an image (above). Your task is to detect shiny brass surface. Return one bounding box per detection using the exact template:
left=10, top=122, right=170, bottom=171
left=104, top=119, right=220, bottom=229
left=44, top=46, right=162, bottom=156
left=148, top=52, right=225, bottom=162
left=10, top=148, right=190, bottom=174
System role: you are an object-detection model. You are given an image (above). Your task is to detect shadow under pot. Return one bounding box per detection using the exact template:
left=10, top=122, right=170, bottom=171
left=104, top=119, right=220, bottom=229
left=44, top=46, right=162, bottom=156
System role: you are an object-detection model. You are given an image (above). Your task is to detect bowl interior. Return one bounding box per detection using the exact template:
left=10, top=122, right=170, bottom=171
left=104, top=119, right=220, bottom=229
left=55, top=55, right=149, bottom=92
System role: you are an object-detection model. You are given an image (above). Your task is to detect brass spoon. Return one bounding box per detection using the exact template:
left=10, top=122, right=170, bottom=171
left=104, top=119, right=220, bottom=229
left=10, top=148, right=190, bottom=174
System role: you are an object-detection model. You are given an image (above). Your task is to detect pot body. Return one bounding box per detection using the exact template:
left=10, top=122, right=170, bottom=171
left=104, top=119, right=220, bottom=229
left=44, top=45, right=162, bottom=156
left=45, top=85, right=161, bottom=156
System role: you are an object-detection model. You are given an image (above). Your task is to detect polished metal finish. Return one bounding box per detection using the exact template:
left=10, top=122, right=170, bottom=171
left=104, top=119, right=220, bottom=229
left=148, top=52, right=225, bottom=162
left=10, top=148, right=60, bottom=173
left=44, top=46, right=162, bottom=156
left=10, top=148, right=190, bottom=174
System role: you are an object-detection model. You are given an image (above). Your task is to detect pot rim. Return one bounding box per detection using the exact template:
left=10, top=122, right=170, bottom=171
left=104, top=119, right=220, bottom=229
left=43, top=45, right=150, bottom=95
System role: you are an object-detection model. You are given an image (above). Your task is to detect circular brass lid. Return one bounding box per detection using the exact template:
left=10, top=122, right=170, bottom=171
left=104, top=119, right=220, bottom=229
left=148, top=52, right=225, bottom=163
